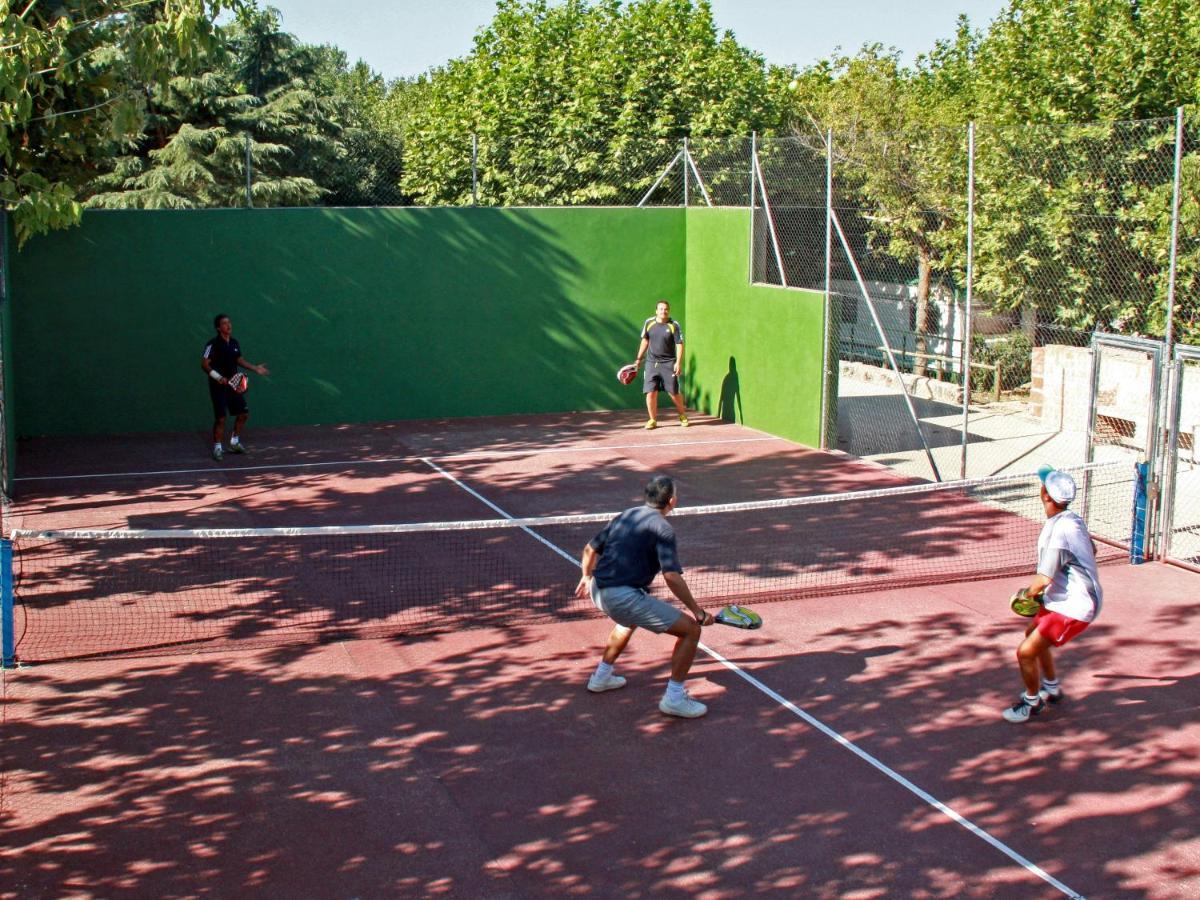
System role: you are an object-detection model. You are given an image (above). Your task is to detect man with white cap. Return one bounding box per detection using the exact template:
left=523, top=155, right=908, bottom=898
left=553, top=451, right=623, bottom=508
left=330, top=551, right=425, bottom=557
left=1003, top=465, right=1104, bottom=723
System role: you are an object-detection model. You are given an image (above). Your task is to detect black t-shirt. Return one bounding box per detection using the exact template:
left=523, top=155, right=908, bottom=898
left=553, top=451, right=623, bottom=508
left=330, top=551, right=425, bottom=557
left=641, top=317, right=683, bottom=363
left=203, top=335, right=242, bottom=379
left=589, top=505, right=683, bottom=590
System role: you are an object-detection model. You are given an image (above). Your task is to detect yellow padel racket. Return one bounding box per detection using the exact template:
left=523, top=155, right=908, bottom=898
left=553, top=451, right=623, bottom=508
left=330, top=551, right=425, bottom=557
left=715, top=604, right=762, bottom=629
left=1009, top=588, right=1040, bottom=618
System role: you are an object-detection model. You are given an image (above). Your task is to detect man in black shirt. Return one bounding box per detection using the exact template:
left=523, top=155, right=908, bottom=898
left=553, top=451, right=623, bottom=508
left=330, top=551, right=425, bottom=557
left=201, top=314, right=269, bottom=461
left=634, top=300, right=689, bottom=429
left=575, top=475, right=713, bottom=718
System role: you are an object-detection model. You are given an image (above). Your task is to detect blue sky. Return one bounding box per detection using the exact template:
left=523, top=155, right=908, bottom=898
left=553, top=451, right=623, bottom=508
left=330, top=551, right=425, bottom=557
left=259, top=0, right=1010, bottom=81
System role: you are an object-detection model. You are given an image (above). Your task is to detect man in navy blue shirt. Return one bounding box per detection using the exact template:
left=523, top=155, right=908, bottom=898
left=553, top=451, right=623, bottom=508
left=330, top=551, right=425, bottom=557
left=575, top=475, right=713, bottom=718
left=201, top=314, right=269, bottom=461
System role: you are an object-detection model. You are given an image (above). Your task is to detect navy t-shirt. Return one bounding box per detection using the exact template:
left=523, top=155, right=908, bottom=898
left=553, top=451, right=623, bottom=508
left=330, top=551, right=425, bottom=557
left=203, top=335, right=242, bottom=379
left=589, top=505, right=683, bottom=590
left=641, top=318, right=683, bottom=363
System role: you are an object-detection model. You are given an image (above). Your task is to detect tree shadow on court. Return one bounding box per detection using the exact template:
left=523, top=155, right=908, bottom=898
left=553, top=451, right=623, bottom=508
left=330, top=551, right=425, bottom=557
left=4, top=594, right=1195, bottom=898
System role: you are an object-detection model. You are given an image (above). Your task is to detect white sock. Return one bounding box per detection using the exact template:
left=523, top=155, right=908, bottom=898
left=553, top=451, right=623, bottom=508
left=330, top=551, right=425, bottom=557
left=594, top=661, right=613, bottom=681
left=1041, top=678, right=1060, bottom=693
left=230, top=435, right=240, bottom=446
left=214, top=442, right=222, bottom=451
left=1024, top=692, right=1040, bottom=705
left=666, top=679, right=685, bottom=701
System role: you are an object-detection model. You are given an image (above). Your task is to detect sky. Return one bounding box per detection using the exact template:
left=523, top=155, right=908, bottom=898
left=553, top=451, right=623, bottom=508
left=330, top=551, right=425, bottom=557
left=256, top=0, right=1011, bottom=82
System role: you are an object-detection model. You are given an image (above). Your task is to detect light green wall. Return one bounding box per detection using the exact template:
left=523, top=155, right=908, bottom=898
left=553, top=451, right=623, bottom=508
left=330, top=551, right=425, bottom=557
left=683, top=207, right=826, bottom=447
left=11, top=207, right=684, bottom=437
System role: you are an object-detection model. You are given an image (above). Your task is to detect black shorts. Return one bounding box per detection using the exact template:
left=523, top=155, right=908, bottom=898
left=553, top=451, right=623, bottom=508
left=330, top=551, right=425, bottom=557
left=643, top=359, right=679, bottom=395
left=209, top=381, right=248, bottom=418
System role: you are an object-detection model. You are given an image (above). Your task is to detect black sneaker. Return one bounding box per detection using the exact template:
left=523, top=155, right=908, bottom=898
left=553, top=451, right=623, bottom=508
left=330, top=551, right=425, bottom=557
left=1039, top=686, right=1064, bottom=705
left=1002, top=695, right=1045, bottom=723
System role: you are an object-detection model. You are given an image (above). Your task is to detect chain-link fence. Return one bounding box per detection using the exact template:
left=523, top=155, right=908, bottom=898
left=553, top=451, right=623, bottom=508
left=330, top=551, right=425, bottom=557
left=752, top=113, right=1199, bottom=495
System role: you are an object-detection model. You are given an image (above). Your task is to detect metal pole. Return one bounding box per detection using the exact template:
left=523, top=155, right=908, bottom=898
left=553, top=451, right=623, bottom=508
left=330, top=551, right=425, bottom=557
left=747, top=133, right=757, bottom=284
left=960, top=123, right=976, bottom=479
left=1, top=539, right=13, bottom=668
left=821, top=128, right=833, bottom=450
left=682, top=137, right=689, bottom=208
left=244, top=133, right=253, bottom=208
left=638, top=151, right=683, bottom=207
left=1155, top=108, right=1185, bottom=557
left=683, top=146, right=713, bottom=207
left=753, top=151, right=788, bottom=288
left=832, top=207, right=942, bottom=481
left=471, top=133, right=479, bottom=206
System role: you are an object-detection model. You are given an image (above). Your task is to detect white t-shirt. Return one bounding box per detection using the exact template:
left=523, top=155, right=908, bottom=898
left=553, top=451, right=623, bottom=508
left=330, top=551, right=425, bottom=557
left=1037, top=510, right=1103, bottom=622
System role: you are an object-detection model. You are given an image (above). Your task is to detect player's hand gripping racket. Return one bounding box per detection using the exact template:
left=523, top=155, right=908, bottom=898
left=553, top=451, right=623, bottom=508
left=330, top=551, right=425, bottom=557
left=616, top=363, right=638, bottom=385
left=714, top=604, right=762, bottom=629
left=228, top=372, right=249, bottom=394
left=1009, top=588, right=1040, bottom=618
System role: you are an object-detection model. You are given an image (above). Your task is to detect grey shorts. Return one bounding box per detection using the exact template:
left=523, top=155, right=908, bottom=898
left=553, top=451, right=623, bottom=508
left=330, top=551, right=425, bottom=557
left=643, top=359, right=679, bottom=395
left=590, top=583, right=682, bottom=634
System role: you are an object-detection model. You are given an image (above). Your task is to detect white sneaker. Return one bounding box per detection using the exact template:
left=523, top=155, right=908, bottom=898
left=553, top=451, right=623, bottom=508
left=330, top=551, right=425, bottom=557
left=659, top=691, right=707, bottom=718
left=587, top=673, right=626, bottom=693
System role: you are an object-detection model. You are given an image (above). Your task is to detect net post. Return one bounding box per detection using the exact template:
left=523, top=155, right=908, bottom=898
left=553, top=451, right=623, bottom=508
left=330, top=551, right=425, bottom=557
left=1130, top=462, right=1149, bottom=564
left=2, top=538, right=13, bottom=667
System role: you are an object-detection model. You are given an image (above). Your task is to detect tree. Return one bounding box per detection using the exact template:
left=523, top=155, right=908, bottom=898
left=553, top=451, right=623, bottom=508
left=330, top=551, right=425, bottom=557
left=399, top=0, right=783, bottom=206
left=88, top=6, right=348, bottom=209
left=786, top=36, right=976, bottom=375
left=1, top=0, right=233, bottom=244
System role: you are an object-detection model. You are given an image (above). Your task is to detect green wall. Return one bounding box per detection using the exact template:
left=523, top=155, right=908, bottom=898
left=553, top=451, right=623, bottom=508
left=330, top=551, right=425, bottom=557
left=683, top=207, right=826, bottom=447
left=11, top=208, right=684, bottom=436
left=0, top=212, right=12, bottom=492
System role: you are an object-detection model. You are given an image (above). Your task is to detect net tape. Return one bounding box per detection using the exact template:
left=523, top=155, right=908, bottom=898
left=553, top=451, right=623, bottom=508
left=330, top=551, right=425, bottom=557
left=8, top=461, right=1134, bottom=662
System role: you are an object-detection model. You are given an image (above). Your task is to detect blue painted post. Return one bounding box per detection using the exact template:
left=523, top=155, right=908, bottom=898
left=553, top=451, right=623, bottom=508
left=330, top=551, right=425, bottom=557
left=2, top=538, right=13, bottom=667
left=1130, top=462, right=1148, bottom=564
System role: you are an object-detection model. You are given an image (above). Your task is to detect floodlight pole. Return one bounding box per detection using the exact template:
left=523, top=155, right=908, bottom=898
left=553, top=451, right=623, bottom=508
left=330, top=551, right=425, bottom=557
left=960, top=122, right=976, bottom=480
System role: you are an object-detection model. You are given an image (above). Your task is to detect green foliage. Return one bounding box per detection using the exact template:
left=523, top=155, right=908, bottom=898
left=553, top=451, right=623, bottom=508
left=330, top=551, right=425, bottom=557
left=1, top=0, right=234, bottom=244
left=399, top=0, right=783, bottom=205
left=972, top=330, right=1032, bottom=390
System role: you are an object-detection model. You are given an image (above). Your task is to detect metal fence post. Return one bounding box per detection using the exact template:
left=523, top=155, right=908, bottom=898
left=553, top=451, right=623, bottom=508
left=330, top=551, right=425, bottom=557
left=244, top=133, right=253, bottom=208
left=747, top=132, right=757, bottom=284
left=960, top=122, right=976, bottom=479
left=682, top=137, right=689, bottom=208
left=821, top=128, right=834, bottom=450
left=471, top=133, right=479, bottom=206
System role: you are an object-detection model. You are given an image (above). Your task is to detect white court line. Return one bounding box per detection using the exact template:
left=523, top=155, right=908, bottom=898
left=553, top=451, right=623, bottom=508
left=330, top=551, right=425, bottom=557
left=422, top=462, right=1084, bottom=900
left=14, top=436, right=785, bottom=484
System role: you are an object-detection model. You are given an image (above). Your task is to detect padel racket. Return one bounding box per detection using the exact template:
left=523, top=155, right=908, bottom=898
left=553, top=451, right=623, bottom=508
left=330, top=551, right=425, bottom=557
left=616, top=363, right=638, bottom=385
left=1009, top=588, right=1040, bottom=618
left=714, top=604, right=762, bottom=629
left=228, top=372, right=249, bottom=394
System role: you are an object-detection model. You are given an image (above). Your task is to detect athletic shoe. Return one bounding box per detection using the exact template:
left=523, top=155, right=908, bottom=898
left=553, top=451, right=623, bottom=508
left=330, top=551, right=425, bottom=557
left=645, top=419, right=658, bottom=430
left=659, top=691, right=707, bottom=719
left=1039, top=685, right=1064, bottom=705
left=212, top=445, right=224, bottom=462
left=1002, top=695, right=1045, bottom=723
left=228, top=442, right=246, bottom=454
left=679, top=415, right=690, bottom=427
left=587, top=673, right=627, bottom=693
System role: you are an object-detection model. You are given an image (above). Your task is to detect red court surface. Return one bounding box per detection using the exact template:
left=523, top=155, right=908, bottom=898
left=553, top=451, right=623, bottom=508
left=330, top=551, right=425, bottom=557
left=3, top=413, right=1198, bottom=897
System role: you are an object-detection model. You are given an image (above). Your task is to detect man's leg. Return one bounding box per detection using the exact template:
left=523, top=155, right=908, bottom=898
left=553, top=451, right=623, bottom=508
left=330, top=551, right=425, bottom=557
left=645, top=390, right=659, bottom=422
left=588, top=623, right=635, bottom=693
left=212, top=418, right=225, bottom=445
left=1016, top=627, right=1052, bottom=696
left=659, top=613, right=707, bottom=717
left=664, top=613, right=701, bottom=681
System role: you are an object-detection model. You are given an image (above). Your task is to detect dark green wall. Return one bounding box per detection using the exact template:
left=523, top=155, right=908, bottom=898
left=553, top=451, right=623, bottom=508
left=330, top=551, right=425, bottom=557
left=683, top=208, right=826, bottom=447
left=0, top=212, right=13, bottom=493
left=11, top=208, right=684, bottom=436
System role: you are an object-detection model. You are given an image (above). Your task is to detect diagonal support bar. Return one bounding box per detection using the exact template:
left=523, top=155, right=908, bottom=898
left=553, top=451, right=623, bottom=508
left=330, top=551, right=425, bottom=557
left=830, top=208, right=942, bottom=482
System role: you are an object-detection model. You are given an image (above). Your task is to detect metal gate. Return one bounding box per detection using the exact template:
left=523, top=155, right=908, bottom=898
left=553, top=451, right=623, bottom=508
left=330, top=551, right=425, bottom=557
left=1160, top=343, right=1200, bottom=567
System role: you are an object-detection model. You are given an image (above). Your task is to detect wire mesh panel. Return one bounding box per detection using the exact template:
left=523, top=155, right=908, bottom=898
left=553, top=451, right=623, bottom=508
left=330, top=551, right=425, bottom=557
left=1163, top=350, right=1200, bottom=565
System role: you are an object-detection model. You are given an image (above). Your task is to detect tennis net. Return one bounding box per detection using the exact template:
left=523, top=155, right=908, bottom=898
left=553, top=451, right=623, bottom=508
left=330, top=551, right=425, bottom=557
left=4, top=462, right=1135, bottom=663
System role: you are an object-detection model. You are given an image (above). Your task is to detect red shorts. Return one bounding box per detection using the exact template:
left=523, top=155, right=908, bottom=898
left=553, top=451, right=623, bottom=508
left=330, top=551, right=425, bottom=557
left=1035, top=607, right=1090, bottom=647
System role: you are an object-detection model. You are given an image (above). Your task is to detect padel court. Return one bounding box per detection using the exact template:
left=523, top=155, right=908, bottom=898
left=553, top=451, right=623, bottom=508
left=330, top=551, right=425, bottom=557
left=3, top=413, right=1198, bottom=898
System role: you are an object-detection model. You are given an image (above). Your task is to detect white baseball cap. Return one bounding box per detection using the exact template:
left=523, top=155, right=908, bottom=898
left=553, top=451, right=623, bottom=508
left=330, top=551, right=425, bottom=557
left=1038, top=464, right=1076, bottom=505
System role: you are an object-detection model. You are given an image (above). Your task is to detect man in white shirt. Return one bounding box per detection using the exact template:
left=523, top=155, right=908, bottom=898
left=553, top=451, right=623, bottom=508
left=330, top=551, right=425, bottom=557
left=1003, top=466, right=1104, bottom=724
